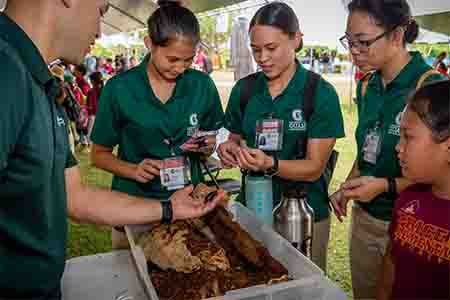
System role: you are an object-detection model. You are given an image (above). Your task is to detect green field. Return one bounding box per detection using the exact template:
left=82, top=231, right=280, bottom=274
left=67, top=103, right=358, bottom=298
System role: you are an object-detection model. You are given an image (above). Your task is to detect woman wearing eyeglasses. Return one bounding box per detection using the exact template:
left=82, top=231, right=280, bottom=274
left=331, top=0, right=445, bottom=298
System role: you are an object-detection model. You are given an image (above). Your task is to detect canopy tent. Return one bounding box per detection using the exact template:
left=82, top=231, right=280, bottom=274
left=101, top=0, right=256, bottom=35
left=415, top=28, right=450, bottom=44
left=408, top=0, right=450, bottom=36
left=0, top=0, right=254, bottom=35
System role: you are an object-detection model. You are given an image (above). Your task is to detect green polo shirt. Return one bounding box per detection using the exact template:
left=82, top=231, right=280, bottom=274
left=224, top=63, right=345, bottom=221
left=91, top=56, right=224, bottom=200
left=0, top=13, right=78, bottom=298
left=355, top=51, right=444, bottom=221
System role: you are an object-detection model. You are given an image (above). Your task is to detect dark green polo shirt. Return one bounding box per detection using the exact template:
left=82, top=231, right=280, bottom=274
left=355, top=51, right=444, bottom=221
left=91, top=56, right=224, bottom=200
left=0, top=13, right=78, bottom=298
left=224, top=63, right=345, bottom=221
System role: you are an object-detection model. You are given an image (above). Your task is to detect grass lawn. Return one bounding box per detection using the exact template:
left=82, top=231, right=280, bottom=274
left=67, top=103, right=358, bottom=298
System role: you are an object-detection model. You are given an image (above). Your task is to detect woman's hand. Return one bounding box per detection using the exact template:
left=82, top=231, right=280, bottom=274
left=341, top=176, right=388, bottom=202
left=182, top=136, right=217, bottom=156
left=330, top=189, right=349, bottom=223
left=331, top=176, right=387, bottom=222
left=217, top=140, right=240, bottom=168
left=134, top=159, right=163, bottom=183
left=236, top=147, right=274, bottom=172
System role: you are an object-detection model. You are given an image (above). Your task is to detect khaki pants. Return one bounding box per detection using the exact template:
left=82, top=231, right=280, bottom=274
left=112, top=227, right=131, bottom=250
left=312, top=217, right=331, bottom=273
left=350, top=204, right=390, bottom=300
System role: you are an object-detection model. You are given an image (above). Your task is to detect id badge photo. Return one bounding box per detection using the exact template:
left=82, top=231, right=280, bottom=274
left=255, top=119, right=284, bottom=151
left=160, top=156, right=191, bottom=191
left=362, top=124, right=383, bottom=165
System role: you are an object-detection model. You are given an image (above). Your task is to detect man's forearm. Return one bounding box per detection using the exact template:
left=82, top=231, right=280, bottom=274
left=71, top=185, right=162, bottom=226
left=68, top=182, right=162, bottom=226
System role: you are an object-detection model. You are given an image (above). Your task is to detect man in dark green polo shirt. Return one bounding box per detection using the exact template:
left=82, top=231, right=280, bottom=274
left=0, top=1, right=223, bottom=299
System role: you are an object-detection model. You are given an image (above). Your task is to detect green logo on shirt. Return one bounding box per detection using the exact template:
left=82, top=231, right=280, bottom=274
left=388, top=112, right=402, bottom=136
left=190, top=113, right=198, bottom=126
left=289, top=109, right=306, bottom=131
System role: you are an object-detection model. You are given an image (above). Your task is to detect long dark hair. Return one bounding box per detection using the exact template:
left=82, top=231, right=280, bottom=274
left=89, top=71, right=104, bottom=91
left=347, top=0, right=419, bottom=45
left=147, top=0, right=200, bottom=47
left=408, top=80, right=450, bottom=143
left=249, top=2, right=303, bottom=52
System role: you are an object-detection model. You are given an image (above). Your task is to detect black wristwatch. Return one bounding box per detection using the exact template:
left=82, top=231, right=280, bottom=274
left=161, top=200, right=173, bottom=224
left=387, top=177, right=398, bottom=198
left=265, top=156, right=279, bottom=176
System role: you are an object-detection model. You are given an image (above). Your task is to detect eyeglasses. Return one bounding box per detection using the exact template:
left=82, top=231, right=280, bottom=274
left=340, top=30, right=391, bottom=52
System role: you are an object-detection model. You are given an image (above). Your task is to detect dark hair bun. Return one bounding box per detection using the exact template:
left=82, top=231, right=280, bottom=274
left=157, top=0, right=181, bottom=7
left=404, top=19, right=419, bottom=44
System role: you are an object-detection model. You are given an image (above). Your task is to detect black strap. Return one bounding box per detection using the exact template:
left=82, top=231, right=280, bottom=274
left=302, top=70, right=321, bottom=122
left=239, top=71, right=320, bottom=124
left=297, top=70, right=320, bottom=160
left=239, top=72, right=259, bottom=116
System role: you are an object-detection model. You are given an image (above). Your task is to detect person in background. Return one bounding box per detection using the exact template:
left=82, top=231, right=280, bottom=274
left=105, top=57, right=114, bottom=75
left=129, top=56, right=139, bottom=68
left=65, top=74, right=90, bottom=152
left=377, top=80, right=450, bottom=300
left=96, top=56, right=107, bottom=75
left=332, top=0, right=445, bottom=298
left=437, top=62, right=449, bottom=77
left=84, top=50, right=97, bottom=76
left=74, top=64, right=91, bottom=97
left=432, top=51, right=447, bottom=68
left=194, top=47, right=206, bottom=71
left=86, top=71, right=103, bottom=144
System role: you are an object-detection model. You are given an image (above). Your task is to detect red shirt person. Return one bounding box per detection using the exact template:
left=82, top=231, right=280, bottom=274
left=74, top=64, right=91, bottom=97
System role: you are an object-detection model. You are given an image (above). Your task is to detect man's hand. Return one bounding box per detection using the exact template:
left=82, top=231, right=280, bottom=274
left=217, top=140, right=240, bottom=168
left=236, top=147, right=273, bottom=172
left=171, top=185, right=225, bottom=221
left=341, top=176, right=387, bottom=202
left=134, top=159, right=163, bottom=183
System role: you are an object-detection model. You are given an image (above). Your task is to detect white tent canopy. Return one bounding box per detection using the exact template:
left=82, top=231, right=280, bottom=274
left=1, top=0, right=449, bottom=44
left=416, top=28, right=450, bottom=44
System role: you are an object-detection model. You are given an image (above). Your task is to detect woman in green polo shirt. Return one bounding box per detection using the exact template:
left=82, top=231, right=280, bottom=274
left=217, top=2, right=345, bottom=272
left=330, top=0, right=444, bottom=298
left=91, top=0, right=224, bottom=249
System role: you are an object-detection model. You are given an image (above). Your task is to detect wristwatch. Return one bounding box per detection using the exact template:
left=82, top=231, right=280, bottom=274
left=160, top=200, right=173, bottom=224
left=265, top=156, right=279, bottom=176
left=387, top=177, right=398, bottom=198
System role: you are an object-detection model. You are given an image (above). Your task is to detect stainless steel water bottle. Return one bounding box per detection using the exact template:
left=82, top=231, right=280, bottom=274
left=273, top=189, right=314, bottom=258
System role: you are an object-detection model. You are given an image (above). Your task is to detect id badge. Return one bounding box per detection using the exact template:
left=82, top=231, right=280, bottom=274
left=187, top=126, right=199, bottom=137
left=160, top=156, right=191, bottom=191
left=362, top=124, right=382, bottom=164
left=256, top=119, right=284, bottom=151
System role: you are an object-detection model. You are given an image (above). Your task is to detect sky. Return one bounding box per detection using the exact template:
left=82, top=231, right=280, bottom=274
left=291, top=0, right=348, bottom=48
